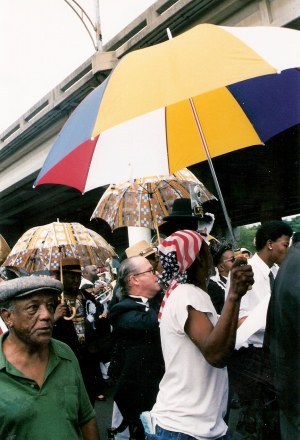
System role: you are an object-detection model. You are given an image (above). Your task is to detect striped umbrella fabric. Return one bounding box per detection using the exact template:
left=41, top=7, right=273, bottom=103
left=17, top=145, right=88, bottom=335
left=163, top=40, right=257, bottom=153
left=34, top=24, right=300, bottom=193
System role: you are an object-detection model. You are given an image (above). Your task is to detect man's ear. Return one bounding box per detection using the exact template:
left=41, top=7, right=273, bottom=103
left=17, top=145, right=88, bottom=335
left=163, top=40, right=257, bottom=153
left=128, top=274, right=138, bottom=288
left=217, top=262, right=224, bottom=272
left=1, top=309, right=13, bottom=328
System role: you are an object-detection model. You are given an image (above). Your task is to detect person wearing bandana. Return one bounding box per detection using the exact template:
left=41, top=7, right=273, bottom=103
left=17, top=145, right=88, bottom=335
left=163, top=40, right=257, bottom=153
left=149, top=230, right=253, bottom=440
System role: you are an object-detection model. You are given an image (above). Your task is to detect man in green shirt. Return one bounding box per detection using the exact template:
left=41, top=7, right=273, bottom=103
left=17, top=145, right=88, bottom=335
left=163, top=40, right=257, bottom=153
left=0, top=275, right=99, bottom=440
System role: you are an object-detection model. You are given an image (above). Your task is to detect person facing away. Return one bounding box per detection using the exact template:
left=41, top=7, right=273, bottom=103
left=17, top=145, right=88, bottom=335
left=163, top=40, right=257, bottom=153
left=149, top=229, right=254, bottom=440
left=108, top=256, right=165, bottom=440
left=208, top=241, right=235, bottom=314
left=228, top=219, right=293, bottom=439
left=0, top=275, right=99, bottom=440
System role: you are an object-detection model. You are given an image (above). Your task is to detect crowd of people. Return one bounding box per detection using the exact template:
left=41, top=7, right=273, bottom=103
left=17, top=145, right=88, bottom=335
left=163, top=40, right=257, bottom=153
left=0, top=198, right=299, bottom=440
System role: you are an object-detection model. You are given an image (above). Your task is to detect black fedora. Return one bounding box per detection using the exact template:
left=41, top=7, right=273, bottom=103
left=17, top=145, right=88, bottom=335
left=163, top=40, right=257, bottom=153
left=163, top=198, right=213, bottom=223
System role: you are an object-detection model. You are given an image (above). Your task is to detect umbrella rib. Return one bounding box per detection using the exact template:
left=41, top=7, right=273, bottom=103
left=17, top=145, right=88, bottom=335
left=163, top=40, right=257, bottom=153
left=153, top=182, right=169, bottom=218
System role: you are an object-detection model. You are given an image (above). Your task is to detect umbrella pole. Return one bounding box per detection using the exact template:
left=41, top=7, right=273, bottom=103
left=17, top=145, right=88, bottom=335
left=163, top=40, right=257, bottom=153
left=149, top=193, right=161, bottom=244
left=58, top=246, right=76, bottom=320
left=188, top=98, right=236, bottom=246
left=59, top=247, right=64, bottom=303
left=153, top=216, right=161, bottom=244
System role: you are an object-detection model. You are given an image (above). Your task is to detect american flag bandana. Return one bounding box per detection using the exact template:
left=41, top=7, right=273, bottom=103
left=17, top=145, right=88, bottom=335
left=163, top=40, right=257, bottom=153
left=158, top=230, right=204, bottom=321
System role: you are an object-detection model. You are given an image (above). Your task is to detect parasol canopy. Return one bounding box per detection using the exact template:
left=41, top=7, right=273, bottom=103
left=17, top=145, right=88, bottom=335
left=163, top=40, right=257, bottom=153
left=0, top=235, right=11, bottom=265
left=2, top=222, right=117, bottom=273
left=91, top=168, right=217, bottom=231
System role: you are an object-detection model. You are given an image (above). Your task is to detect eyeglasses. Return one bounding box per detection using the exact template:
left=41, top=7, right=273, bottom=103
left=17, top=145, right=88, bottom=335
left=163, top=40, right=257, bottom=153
left=222, top=256, right=235, bottom=264
left=133, top=267, right=156, bottom=277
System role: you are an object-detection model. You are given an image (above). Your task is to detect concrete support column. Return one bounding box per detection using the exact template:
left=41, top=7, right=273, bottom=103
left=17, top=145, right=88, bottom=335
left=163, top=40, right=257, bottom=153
left=127, top=226, right=151, bottom=246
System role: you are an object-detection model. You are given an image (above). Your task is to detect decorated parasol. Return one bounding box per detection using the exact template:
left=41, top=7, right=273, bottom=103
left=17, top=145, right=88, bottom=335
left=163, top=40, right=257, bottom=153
left=0, top=235, right=11, bottom=265
left=90, top=169, right=216, bottom=238
left=2, top=221, right=117, bottom=273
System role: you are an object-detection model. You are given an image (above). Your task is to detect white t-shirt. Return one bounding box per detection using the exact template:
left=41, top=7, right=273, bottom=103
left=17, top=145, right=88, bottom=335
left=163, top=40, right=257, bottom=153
left=151, top=284, right=228, bottom=440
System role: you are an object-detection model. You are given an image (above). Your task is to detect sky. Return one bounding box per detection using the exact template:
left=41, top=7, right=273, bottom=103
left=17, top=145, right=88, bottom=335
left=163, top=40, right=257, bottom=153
left=0, top=0, right=156, bottom=134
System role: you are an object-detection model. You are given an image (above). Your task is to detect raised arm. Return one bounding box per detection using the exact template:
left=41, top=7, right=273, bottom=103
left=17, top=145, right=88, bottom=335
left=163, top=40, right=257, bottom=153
left=184, top=258, right=253, bottom=368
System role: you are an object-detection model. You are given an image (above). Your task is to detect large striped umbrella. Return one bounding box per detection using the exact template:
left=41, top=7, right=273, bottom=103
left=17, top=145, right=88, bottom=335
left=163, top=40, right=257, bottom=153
left=34, top=24, right=300, bottom=241
left=90, top=168, right=216, bottom=231
left=34, top=24, right=300, bottom=192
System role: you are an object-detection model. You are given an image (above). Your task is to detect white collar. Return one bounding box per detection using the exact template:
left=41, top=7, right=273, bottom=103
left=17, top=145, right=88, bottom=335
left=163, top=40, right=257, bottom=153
left=79, top=277, right=94, bottom=288
left=250, top=253, right=278, bottom=279
left=129, top=295, right=149, bottom=304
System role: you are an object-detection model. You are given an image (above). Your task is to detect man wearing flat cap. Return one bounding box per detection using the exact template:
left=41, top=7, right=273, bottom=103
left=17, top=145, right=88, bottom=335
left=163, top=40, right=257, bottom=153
left=0, top=275, right=99, bottom=440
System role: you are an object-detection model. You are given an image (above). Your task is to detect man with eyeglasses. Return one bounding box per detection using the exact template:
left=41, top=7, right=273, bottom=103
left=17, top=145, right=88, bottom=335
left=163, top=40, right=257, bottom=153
left=208, top=242, right=235, bottom=315
left=108, top=256, right=165, bottom=440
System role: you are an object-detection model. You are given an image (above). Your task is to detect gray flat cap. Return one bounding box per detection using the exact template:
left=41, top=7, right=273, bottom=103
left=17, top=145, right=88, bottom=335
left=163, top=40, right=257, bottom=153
left=0, top=275, right=63, bottom=302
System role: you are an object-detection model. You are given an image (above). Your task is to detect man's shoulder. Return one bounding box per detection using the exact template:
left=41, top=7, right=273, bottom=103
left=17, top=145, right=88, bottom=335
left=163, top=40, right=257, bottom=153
left=50, top=338, right=77, bottom=361
left=109, top=297, right=141, bottom=317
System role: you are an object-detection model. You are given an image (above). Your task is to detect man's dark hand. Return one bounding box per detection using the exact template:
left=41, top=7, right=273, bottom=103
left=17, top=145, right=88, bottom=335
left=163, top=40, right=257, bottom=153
left=229, top=257, right=254, bottom=300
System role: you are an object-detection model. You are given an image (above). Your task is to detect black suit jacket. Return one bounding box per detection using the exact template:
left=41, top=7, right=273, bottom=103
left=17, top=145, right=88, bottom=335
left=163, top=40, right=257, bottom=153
left=109, top=297, right=165, bottom=421
left=265, top=242, right=300, bottom=427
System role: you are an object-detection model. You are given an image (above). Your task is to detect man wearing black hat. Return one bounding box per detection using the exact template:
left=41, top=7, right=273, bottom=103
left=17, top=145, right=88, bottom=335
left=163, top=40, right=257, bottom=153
left=159, top=198, right=215, bottom=239
left=0, top=276, right=99, bottom=440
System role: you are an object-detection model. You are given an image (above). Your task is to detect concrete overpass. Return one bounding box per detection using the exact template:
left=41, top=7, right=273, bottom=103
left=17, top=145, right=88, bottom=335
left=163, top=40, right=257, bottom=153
left=1, top=0, right=300, bottom=250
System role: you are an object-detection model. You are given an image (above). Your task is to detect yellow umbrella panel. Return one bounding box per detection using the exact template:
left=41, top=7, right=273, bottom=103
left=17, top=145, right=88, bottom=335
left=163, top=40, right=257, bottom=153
left=95, top=24, right=289, bottom=134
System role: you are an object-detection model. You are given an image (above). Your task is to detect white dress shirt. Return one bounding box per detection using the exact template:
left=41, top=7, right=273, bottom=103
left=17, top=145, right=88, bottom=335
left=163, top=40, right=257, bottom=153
left=238, top=253, right=278, bottom=347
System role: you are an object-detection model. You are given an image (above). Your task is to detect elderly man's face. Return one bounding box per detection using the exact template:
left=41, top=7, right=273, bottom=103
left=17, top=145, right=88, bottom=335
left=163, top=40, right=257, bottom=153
left=130, top=256, right=161, bottom=298
left=9, top=293, right=55, bottom=347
